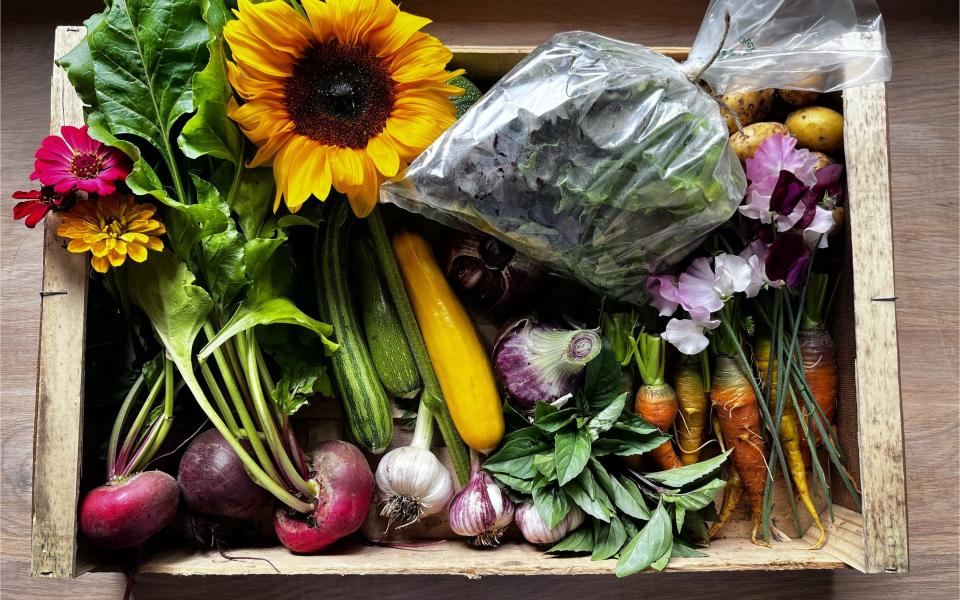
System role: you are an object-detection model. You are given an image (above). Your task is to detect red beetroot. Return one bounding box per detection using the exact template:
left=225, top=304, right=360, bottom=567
left=79, top=471, right=180, bottom=549
left=178, top=429, right=270, bottom=520
left=274, top=440, right=374, bottom=553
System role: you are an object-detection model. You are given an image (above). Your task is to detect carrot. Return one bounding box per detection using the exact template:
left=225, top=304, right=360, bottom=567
left=707, top=468, right=742, bottom=540
left=798, top=273, right=839, bottom=466
left=756, top=338, right=826, bottom=550
left=633, top=333, right=683, bottom=470
left=674, top=358, right=709, bottom=465
left=710, top=355, right=768, bottom=546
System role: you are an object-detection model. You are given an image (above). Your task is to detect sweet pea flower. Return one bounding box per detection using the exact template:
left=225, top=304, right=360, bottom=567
left=645, top=274, right=683, bottom=317
left=739, top=134, right=819, bottom=224
left=663, top=315, right=719, bottom=356
left=739, top=239, right=781, bottom=296
left=765, top=234, right=811, bottom=288
left=652, top=253, right=755, bottom=355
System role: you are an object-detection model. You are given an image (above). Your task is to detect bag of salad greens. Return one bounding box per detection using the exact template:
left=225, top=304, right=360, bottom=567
left=380, top=0, right=891, bottom=304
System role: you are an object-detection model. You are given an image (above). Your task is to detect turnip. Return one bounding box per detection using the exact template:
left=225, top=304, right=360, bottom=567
left=79, top=471, right=180, bottom=549
left=178, top=429, right=270, bottom=520
left=273, top=440, right=374, bottom=553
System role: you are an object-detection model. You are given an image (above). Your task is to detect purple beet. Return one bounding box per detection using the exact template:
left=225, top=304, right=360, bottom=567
left=274, top=440, right=374, bottom=553
left=79, top=471, right=180, bottom=549
left=178, top=429, right=270, bottom=520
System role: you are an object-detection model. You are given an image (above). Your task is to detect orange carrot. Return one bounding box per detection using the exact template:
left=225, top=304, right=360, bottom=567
left=797, top=273, right=839, bottom=467
left=633, top=333, right=683, bottom=470
left=756, top=338, right=826, bottom=549
left=707, top=468, right=742, bottom=540
left=710, top=355, right=768, bottom=546
left=674, top=360, right=708, bottom=465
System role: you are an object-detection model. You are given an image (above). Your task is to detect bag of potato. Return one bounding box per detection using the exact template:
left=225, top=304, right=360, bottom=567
left=381, top=0, right=891, bottom=305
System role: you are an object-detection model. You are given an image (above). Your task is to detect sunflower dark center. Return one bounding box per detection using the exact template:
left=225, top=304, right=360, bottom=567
left=285, top=40, right=395, bottom=148
left=71, top=152, right=104, bottom=179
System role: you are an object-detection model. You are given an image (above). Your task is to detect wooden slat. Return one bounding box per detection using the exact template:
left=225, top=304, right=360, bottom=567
left=136, top=538, right=844, bottom=577
left=802, top=505, right=868, bottom=572
left=30, top=25, right=90, bottom=579
left=842, top=83, right=909, bottom=574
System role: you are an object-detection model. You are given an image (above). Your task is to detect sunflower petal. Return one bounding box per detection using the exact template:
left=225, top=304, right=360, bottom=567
left=345, top=156, right=381, bottom=218
left=329, top=147, right=365, bottom=189
left=364, top=133, right=400, bottom=178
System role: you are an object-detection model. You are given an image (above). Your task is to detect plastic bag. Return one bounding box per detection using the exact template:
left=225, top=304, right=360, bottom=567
left=380, top=0, right=891, bottom=305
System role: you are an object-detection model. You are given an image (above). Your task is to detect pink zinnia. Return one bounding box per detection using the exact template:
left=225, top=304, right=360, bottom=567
left=30, top=125, right=131, bottom=195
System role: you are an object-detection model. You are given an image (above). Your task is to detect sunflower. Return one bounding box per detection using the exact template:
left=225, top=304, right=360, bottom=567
left=224, top=0, right=463, bottom=217
left=57, top=195, right=166, bottom=273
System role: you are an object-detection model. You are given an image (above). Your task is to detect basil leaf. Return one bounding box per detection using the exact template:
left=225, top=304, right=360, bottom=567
left=533, top=484, right=570, bottom=529
left=592, top=517, right=627, bottom=561
left=547, top=525, right=593, bottom=554
left=618, top=476, right=651, bottom=518
left=533, top=452, right=557, bottom=479
left=644, top=450, right=731, bottom=489
left=483, top=437, right=550, bottom=479
left=615, top=501, right=673, bottom=577
left=583, top=342, right=622, bottom=411
left=682, top=510, right=709, bottom=541
left=85, top=0, right=209, bottom=202
left=555, top=428, right=592, bottom=486
left=674, top=504, right=686, bottom=531
left=536, top=408, right=577, bottom=433
left=503, top=401, right=532, bottom=431
left=671, top=537, right=707, bottom=558
left=503, top=425, right=545, bottom=445
left=534, top=401, right=558, bottom=421
left=613, top=412, right=660, bottom=436
left=663, top=478, right=726, bottom=511
left=591, top=461, right=650, bottom=520
left=592, top=431, right=669, bottom=457
left=586, top=392, right=627, bottom=440
left=650, top=544, right=673, bottom=571
left=565, top=476, right=612, bottom=522
left=491, top=472, right=535, bottom=494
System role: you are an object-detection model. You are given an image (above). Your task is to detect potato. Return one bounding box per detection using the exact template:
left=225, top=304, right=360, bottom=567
left=720, top=89, right=775, bottom=133
left=810, top=151, right=835, bottom=170
left=785, top=106, right=844, bottom=153
left=729, top=122, right=790, bottom=162
left=778, top=89, right=820, bottom=107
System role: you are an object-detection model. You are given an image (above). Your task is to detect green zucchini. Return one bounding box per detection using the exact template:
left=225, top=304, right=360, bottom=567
left=353, top=237, right=422, bottom=398
left=316, top=202, right=393, bottom=453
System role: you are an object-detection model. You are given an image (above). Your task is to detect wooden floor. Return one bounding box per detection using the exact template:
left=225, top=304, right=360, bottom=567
left=1, top=0, right=957, bottom=598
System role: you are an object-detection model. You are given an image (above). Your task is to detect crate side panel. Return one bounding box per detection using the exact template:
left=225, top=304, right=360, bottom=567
left=842, top=83, right=908, bottom=574
left=136, top=538, right=844, bottom=577
left=31, top=26, right=90, bottom=578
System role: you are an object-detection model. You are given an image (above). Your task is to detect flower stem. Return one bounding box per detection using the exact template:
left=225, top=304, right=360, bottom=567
left=367, top=208, right=470, bottom=486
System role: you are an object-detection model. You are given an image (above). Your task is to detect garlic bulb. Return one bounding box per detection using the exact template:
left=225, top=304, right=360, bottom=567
left=375, top=403, right=454, bottom=529
left=449, top=453, right=514, bottom=547
left=515, top=502, right=584, bottom=545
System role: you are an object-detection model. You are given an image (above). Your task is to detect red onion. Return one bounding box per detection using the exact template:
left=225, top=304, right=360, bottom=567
left=493, top=317, right=602, bottom=411
left=445, top=232, right=541, bottom=311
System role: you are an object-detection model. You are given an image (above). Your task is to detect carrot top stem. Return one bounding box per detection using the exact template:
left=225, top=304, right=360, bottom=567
left=801, top=273, right=830, bottom=330
left=633, top=332, right=665, bottom=386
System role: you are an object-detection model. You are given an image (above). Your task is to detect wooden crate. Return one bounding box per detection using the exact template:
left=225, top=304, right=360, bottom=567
left=31, top=26, right=908, bottom=579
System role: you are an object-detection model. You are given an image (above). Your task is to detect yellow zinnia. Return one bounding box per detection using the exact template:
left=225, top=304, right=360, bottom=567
left=57, top=195, right=165, bottom=273
left=224, top=0, right=463, bottom=217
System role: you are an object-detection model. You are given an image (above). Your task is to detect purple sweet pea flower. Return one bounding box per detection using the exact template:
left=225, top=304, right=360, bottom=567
left=765, top=234, right=811, bottom=288
left=739, top=239, right=781, bottom=296
left=812, top=163, right=845, bottom=208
